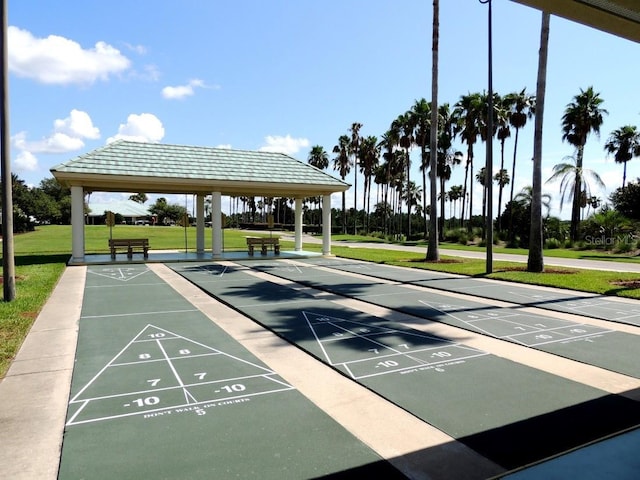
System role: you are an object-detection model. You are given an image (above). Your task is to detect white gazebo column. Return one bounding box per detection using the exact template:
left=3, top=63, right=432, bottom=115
left=70, top=186, right=85, bottom=262
left=322, top=194, right=332, bottom=256
left=196, top=194, right=205, bottom=254
left=211, top=191, right=222, bottom=257
left=294, top=197, right=303, bottom=251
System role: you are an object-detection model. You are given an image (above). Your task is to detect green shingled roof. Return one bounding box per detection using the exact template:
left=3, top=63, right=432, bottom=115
left=51, top=140, right=350, bottom=196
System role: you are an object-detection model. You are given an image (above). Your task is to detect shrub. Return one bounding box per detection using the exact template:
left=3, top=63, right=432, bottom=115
left=544, top=238, right=562, bottom=249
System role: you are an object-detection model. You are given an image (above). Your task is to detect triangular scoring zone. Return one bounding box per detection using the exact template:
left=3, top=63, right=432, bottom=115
left=66, top=324, right=293, bottom=426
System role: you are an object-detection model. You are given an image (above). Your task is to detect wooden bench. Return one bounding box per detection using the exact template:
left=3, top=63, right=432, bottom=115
left=246, top=237, right=280, bottom=256
left=109, top=238, right=149, bottom=259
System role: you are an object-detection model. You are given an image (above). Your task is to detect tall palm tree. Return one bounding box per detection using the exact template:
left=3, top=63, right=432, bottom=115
left=506, top=88, right=535, bottom=210
left=528, top=13, right=549, bottom=272
left=453, top=92, right=482, bottom=229
left=359, top=135, right=380, bottom=232
left=426, top=0, right=440, bottom=260
left=411, top=98, right=431, bottom=237
left=604, top=125, right=640, bottom=188
left=392, top=113, right=415, bottom=237
left=561, top=86, right=608, bottom=241
left=495, top=94, right=512, bottom=231
left=349, top=122, right=363, bottom=234
left=378, top=130, right=400, bottom=235
left=332, top=135, right=351, bottom=234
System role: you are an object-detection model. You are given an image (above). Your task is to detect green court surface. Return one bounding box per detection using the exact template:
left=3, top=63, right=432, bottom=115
left=299, top=258, right=640, bottom=327
left=168, top=262, right=640, bottom=471
left=241, top=259, right=640, bottom=378
left=59, top=265, right=405, bottom=479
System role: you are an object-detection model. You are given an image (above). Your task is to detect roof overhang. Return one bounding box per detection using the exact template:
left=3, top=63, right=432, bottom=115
left=53, top=172, right=348, bottom=197
left=510, top=0, right=640, bottom=43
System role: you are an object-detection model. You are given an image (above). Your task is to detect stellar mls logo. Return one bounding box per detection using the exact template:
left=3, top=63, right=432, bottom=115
left=584, top=233, right=636, bottom=246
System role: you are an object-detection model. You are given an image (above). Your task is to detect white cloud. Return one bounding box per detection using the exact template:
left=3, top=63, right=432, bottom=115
left=259, top=135, right=310, bottom=155
left=12, top=109, right=100, bottom=154
left=14, top=150, right=38, bottom=172
left=8, top=26, right=131, bottom=85
left=107, top=113, right=165, bottom=143
left=216, top=144, right=232, bottom=149
left=162, top=79, right=206, bottom=99
left=53, top=109, right=100, bottom=140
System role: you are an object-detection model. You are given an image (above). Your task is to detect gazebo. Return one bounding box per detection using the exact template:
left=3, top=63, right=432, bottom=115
left=50, top=140, right=350, bottom=263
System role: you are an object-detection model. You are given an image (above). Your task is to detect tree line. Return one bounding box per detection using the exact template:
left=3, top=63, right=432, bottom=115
left=308, top=86, right=640, bottom=247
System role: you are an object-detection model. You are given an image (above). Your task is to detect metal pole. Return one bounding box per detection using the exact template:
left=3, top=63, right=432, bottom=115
left=480, top=0, right=494, bottom=273
left=1, top=0, right=15, bottom=301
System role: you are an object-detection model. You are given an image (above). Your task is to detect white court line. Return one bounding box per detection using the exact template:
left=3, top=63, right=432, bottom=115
left=66, top=388, right=295, bottom=426
left=345, top=352, right=491, bottom=380
left=515, top=331, right=612, bottom=347
left=86, top=282, right=167, bottom=289
left=111, top=352, right=219, bottom=367
left=80, top=309, right=199, bottom=319
left=69, top=373, right=285, bottom=404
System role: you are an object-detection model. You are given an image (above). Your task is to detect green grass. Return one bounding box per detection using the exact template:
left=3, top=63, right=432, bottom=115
left=330, top=246, right=640, bottom=299
left=0, top=255, right=67, bottom=377
left=3, top=225, right=640, bottom=378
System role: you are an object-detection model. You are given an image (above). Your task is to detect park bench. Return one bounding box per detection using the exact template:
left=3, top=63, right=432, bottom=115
left=246, top=237, right=280, bottom=256
left=109, top=238, right=149, bottom=260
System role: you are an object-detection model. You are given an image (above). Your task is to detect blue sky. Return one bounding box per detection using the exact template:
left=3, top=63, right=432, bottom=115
left=8, top=0, right=640, bottom=220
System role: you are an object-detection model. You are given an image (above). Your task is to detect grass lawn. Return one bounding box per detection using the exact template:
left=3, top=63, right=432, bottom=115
left=2, top=225, right=640, bottom=379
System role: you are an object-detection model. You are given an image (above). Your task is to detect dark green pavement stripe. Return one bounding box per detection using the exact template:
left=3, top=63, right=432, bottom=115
left=59, top=265, right=405, bottom=479
left=242, top=260, right=640, bottom=378
left=168, top=263, right=640, bottom=470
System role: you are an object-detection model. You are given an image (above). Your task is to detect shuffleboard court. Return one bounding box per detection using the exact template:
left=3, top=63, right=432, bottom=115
left=296, top=257, right=640, bottom=327
left=240, top=259, right=640, bottom=379
left=59, top=265, right=406, bottom=479
left=169, top=262, right=640, bottom=471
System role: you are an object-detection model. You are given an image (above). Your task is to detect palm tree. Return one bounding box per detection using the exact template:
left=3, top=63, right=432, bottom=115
left=392, top=113, right=415, bottom=237
left=604, top=125, right=640, bottom=188
left=453, top=92, right=482, bottom=229
left=495, top=94, right=511, bottom=231
left=308, top=145, right=329, bottom=170
left=411, top=98, right=431, bottom=237
left=546, top=155, right=605, bottom=220
left=332, top=135, right=351, bottom=234
left=403, top=181, right=422, bottom=229
left=506, top=88, right=535, bottom=211
left=427, top=0, right=440, bottom=261
left=561, top=86, right=608, bottom=241
left=515, top=185, right=551, bottom=216
left=378, top=130, right=400, bottom=235
left=493, top=168, right=510, bottom=229
left=359, top=135, right=380, bottom=232
left=349, top=122, right=363, bottom=234
left=308, top=145, right=329, bottom=225
left=528, top=13, right=549, bottom=272
left=448, top=184, right=464, bottom=222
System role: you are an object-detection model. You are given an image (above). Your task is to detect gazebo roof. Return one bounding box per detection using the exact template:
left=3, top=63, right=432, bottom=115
left=511, top=0, right=640, bottom=43
left=51, top=140, right=350, bottom=197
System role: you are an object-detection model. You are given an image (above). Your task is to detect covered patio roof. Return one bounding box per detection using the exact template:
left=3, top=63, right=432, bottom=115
left=51, top=140, right=350, bottom=198
left=511, top=0, right=640, bottom=43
